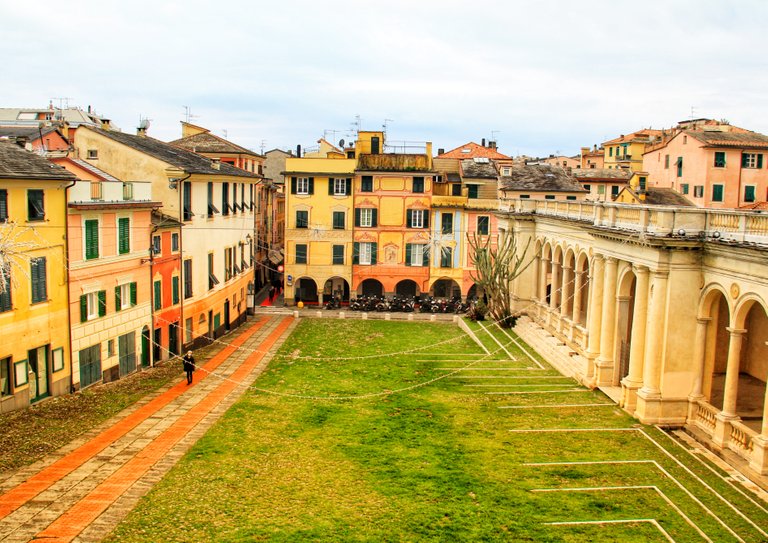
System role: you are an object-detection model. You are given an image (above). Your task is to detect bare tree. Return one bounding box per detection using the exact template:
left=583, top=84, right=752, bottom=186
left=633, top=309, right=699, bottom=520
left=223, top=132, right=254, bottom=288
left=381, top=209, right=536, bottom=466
left=468, top=230, right=535, bottom=328
left=0, top=224, right=36, bottom=295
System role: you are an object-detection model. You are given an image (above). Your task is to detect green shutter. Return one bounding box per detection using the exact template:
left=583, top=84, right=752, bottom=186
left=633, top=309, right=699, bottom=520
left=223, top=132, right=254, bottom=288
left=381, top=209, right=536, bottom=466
left=355, top=208, right=361, bottom=227
left=353, top=242, right=359, bottom=265
left=307, top=177, right=314, bottom=194
left=328, top=178, right=334, bottom=195
left=172, top=276, right=180, bottom=305
left=406, top=210, right=412, bottom=228
left=371, top=209, right=378, bottom=227
left=154, top=281, right=162, bottom=310
left=423, top=211, right=429, bottom=229
left=423, top=245, right=430, bottom=267
left=118, top=218, right=129, bottom=254
left=85, top=220, right=99, bottom=259
left=742, top=154, right=749, bottom=168
left=130, top=282, right=137, bottom=305
left=346, top=178, right=352, bottom=196
left=80, top=295, right=88, bottom=322
left=371, top=243, right=377, bottom=265
left=98, top=290, right=106, bottom=317
left=405, top=244, right=412, bottom=266
left=290, top=177, right=297, bottom=194
left=115, top=286, right=121, bottom=312
left=758, top=154, right=764, bottom=169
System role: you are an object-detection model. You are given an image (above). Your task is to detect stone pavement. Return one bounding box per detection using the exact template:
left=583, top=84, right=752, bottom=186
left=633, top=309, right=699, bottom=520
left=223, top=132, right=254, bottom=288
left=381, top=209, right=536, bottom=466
left=0, top=315, right=295, bottom=543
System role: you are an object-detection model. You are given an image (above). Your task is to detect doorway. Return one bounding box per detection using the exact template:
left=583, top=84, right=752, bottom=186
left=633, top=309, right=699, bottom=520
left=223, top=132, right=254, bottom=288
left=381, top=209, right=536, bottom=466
left=28, top=345, right=49, bottom=402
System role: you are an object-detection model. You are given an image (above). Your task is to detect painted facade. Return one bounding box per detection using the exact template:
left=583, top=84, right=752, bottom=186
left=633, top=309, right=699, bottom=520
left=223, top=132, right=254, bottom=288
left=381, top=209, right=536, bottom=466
left=0, top=142, right=75, bottom=412
left=603, top=129, right=664, bottom=171
left=149, top=212, right=183, bottom=363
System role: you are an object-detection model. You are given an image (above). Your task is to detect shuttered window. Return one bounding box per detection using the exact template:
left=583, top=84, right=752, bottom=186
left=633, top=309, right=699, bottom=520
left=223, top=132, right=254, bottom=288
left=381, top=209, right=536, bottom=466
left=332, top=211, right=345, bottom=230
left=30, top=257, right=47, bottom=303
left=154, top=280, right=162, bottom=310
left=295, top=244, right=307, bottom=264
left=441, top=213, right=453, bottom=234
left=477, top=216, right=490, bottom=235
left=184, top=259, right=193, bottom=298
left=118, top=218, right=130, bottom=254
left=0, top=189, right=7, bottom=222
left=172, top=276, right=180, bottom=305
left=27, top=190, right=44, bottom=221
left=85, top=220, right=99, bottom=260
left=0, top=267, right=11, bottom=312
left=745, top=185, right=756, bottom=203
left=332, top=245, right=344, bottom=265
left=712, top=184, right=724, bottom=202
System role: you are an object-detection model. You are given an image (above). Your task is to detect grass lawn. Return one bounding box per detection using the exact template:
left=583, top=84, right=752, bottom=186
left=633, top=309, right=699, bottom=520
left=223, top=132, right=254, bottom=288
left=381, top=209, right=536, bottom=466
left=105, top=319, right=768, bottom=542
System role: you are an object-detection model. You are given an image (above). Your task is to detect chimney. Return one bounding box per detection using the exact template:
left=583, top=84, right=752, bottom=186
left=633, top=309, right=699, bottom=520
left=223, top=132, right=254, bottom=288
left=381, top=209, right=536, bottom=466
left=438, top=148, right=445, bottom=155
left=481, top=138, right=486, bottom=147
left=137, top=126, right=147, bottom=138
left=489, top=141, right=497, bottom=150
left=211, top=158, right=221, bottom=170
left=296, top=144, right=302, bottom=157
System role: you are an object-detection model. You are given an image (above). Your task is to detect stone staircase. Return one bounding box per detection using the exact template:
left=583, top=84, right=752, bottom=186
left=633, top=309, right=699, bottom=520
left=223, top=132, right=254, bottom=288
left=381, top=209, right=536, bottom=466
left=513, top=315, right=589, bottom=384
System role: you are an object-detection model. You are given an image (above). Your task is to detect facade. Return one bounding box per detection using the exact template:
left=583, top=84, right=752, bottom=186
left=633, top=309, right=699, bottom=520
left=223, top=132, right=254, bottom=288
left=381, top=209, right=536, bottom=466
left=580, top=145, right=605, bottom=169
left=500, top=198, right=768, bottom=475
left=54, top=158, right=159, bottom=388
left=603, top=129, right=664, bottom=171
left=572, top=168, right=631, bottom=201
left=643, top=123, right=768, bottom=209
left=541, top=155, right=580, bottom=171
left=71, top=125, right=260, bottom=348
left=0, top=142, right=76, bottom=412
left=149, top=212, right=183, bottom=362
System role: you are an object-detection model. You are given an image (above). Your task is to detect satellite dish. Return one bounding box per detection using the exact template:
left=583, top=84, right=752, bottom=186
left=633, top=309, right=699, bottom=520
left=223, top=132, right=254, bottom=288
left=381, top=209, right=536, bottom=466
left=339, top=139, right=345, bottom=148
left=139, top=118, right=151, bottom=130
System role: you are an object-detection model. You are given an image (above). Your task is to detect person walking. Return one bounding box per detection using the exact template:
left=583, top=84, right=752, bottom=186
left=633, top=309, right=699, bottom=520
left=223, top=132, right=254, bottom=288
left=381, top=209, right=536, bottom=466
left=182, top=351, right=195, bottom=385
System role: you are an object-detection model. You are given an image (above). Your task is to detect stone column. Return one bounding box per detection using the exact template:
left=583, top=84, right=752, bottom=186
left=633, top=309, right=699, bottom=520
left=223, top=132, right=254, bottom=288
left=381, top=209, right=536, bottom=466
left=532, top=253, right=541, bottom=302
left=539, top=257, right=549, bottom=305
left=713, top=327, right=746, bottom=448
left=571, top=271, right=584, bottom=326
left=635, top=269, right=669, bottom=423
left=595, top=257, right=618, bottom=386
left=549, top=259, right=561, bottom=311
left=622, top=265, right=649, bottom=412
left=585, top=254, right=605, bottom=383
left=560, top=265, right=573, bottom=319
left=686, top=317, right=712, bottom=422
left=750, top=359, right=768, bottom=474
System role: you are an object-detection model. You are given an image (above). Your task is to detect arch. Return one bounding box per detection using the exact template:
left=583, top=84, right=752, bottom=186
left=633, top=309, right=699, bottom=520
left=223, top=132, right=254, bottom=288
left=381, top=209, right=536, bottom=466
left=615, top=267, right=637, bottom=385
left=733, top=299, right=768, bottom=422
left=430, top=277, right=461, bottom=299
left=359, top=278, right=384, bottom=296
left=395, top=279, right=420, bottom=298
left=294, top=277, right=318, bottom=304
left=700, top=288, right=731, bottom=409
left=322, top=277, right=350, bottom=303
left=698, top=283, right=732, bottom=320
left=732, top=293, right=768, bottom=329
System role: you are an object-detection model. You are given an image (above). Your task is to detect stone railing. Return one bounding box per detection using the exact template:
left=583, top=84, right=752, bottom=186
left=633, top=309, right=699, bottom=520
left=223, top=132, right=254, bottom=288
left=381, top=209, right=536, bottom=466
left=694, top=400, right=718, bottom=434
left=728, top=420, right=756, bottom=455
left=500, top=199, right=768, bottom=246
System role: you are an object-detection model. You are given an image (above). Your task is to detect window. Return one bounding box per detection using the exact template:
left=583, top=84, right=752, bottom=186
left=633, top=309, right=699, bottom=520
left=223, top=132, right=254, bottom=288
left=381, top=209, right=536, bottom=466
left=118, top=217, right=130, bottom=254
left=154, top=280, right=162, bottom=310
left=712, top=185, right=724, bottom=202
left=87, top=149, right=98, bottom=159
left=1, top=357, right=10, bottom=396
left=224, top=247, right=233, bottom=281
left=84, top=219, right=99, bottom=260
left=638, top=177, right=647, bottom=192
left=152, top=235, right=161, bottom=255
left=182, top=182, right=192, bottom=221
left=520, top=195, right=530, bottom=199
left=583, top=185, right=591, bottom=192
left=30, top=257, right=47, bottom=303
left=171, top=233, right=179, bottom=252
left=745, top=185, right=756, bottom=203
left=115, top=282, right=136, bottom=311
left=222, top=182, right=230, bottom=215
left=296, top=210, right=308, bottom=228
left=172, top=276, right=180, bottom=305
left=354, top=242, right=377, bottom=265
left=681, top=184, right=689, bottom=195
left=441, top=213, right=453, bottom=234
left=122, top=182, right=133, bottom=200
left=412, top=176, right=424, bottom=193
left=232, top=183, right=238, bottom=212
left=694, top=185, right=704, bottom=198
left=677, top=157, right=683, bottom=177
left=207, top=182, right=219, bottom=216
left=451, top=183, right=462, bottom=196
left=360, top=176, right=373, bottom=192
left=28, top=190, right=44, bottom=221
left=544, top=195, right=556, bottom=200
left=295, top=244, right=307, bottom=264
left=293, top=177, right=311, bottom=195
left=440, top=247, right=453, bottom=268
left=477, top=216, right=490, bottom=235
left=0, top=189, right=7, bottom=222
left=566, top=195, right=577, bottom=201
left=184, top=259, right=193, bottom=299
left=332, top=245, right=344, bottom=265
left=405, top=244, right=428, bottom=267
left=597, top=185, right=606, bottom=195
left=714, top=152, right=726, bottom=168
left=0, top=267, right=11, bottom=312
left=241, top=184, right=245, bottom=211
left=611, top=185, right=620, bottom=197
left=355, top=208, right=377, bottom=227
left=664, top=155, right=669, bottom=169
left=80, top=290, right=106, bottom=322
left=407, top=209, right=428, bottom=229
left=467, top=185, right=479, bottom=199
left=742, top=153, right=763, bottom=169
left=501, top=167, right=511, bottom=176
left=90, top=181, right=102, bottom=200
left=208, top=253, right=219, bottom=290
left=609, top=147, right=614, bottom=157
left=332, top=178, right=349, bottom=196
left=108, top=340, right=115, bottom=358
left=332, top=211, right=345, bottom=230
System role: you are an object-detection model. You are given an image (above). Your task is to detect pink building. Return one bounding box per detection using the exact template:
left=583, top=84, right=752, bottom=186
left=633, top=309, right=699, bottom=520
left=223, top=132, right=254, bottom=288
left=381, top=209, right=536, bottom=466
left=643, top=123, right=768, bottom=209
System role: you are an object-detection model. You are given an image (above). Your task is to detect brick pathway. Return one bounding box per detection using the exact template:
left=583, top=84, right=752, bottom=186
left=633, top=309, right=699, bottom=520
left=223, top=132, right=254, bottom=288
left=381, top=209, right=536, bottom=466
left=0, top=315, right=295, bottom=543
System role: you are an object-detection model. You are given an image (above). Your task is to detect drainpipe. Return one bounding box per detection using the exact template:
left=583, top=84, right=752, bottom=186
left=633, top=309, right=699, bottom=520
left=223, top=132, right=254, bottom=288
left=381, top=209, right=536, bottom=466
left=177, top=174, right=191, bottom=352
left=63, top=176, right=77, bottom=393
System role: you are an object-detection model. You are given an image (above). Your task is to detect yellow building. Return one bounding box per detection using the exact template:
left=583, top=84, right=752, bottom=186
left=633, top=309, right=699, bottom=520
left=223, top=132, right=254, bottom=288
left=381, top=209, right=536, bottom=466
left=603, top=129, right=664, bottom=171
left=0, top=141, right=76, bottom=412
left=283, top=149, right=356, bottom=304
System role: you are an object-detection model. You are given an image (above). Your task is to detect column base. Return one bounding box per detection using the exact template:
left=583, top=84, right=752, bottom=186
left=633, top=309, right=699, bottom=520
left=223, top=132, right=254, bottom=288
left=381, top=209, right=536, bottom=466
left=749, top=435, right=768, bottom=475
left=620, top=378, right=643, bottom=411
left=635, top=387, right=662, bottom=423
left=594, top=357, right=615, bottom=387
left=582, top=354, right=598, bottom=388
left=712, top=412, right=739, bottom=449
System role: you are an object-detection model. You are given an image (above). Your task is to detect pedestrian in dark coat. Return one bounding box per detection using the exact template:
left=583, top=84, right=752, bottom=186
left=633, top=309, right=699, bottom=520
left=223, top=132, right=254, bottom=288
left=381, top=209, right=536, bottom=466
left=182, top=351, right=195, bottom=384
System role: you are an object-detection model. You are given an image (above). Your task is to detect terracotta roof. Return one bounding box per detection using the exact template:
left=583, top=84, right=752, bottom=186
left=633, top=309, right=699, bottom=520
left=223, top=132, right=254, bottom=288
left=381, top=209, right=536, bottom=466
left=461, top=158, right=498, bottom=179
left=86, top=127, right=259, bottom=178
left=499, top=165, right=587, bottom=193
left=0, top=126, right=63, bottom=140
left=169, top=131, right=260, bottom=156
left=0, top=141, right=77, bottom=180
left=436, top=142, right=510, bottom=159
left=621, top=186, right=695, bottom=207
left=572, top=168, right=632, bottom=181
left=686, top=129, right=768, bottom=149
left=738, top=202, right=768, bottom=211
left=603, top=129, right=664, bottom=146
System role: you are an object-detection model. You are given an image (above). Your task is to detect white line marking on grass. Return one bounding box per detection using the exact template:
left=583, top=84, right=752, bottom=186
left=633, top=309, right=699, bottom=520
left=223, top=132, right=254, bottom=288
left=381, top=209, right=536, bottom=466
left=499, top=403, right=614, bottom=409
left=436, top=367, right=546, bottom=371
left=493, top=322, right=546, bottom=369
left=448, top=375, right=571, bottom=380
left=486, top=389, right=589, bottom=395
left=544, top=519, right=676, bottom=543
left=534, top=485, right=710, bottom=542
left=526, top=460, right=746, bottom=542
left=509, top=428, right=637, bottom=433
left=477, top=321, right=517, bottom=361
left=465, top=384, right=576, bottom=388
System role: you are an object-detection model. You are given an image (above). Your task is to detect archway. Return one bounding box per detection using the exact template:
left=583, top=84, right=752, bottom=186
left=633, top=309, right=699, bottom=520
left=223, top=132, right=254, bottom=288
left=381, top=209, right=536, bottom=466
left=732, top=299, right=768, bottom=428
left=575, top=252, right=590, bottom=326
left=294, top=277, right=318, bottom=304
left=702, top=289, right=731, bottom=410
left=360, top=279, right=383, bottom=296
left=396, top=279, right=419, bottom=298
left=431, top=278, right=461, bottom=299
left=141, top=326, right=151, bottom=367
left=615, top=268, right=636, bottom=385
left=322, top=277, right=350, bottom=303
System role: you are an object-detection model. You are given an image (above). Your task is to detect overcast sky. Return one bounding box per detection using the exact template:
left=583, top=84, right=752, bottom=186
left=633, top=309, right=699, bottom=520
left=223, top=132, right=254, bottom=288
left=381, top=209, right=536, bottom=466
left=2, top=0, right=766, bottom=157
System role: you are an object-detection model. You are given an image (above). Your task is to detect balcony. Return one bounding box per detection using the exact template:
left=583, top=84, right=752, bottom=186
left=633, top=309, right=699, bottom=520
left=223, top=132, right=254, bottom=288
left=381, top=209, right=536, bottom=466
left=432, top=195, right=466, bottom=208
left=357, top=153, right=431, bottom=172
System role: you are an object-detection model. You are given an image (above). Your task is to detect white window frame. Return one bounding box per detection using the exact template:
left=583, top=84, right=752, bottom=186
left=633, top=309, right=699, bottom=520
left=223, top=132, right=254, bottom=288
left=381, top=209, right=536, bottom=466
left=333, top=178, right=346, bottom=196
left=360, top=208, right=373, bottom=227
left=86, top=292, right=100, bottom=321
left=296, top=177, right=309, bottom=195
left=359, top=242, right=372, bottom=265
left=410, top=244, right=424, bottom=267
left=119, top=283, right=131, bottom=310
left=411, top=209, right=424, bottom=228
left=743, top=153, right=758, bottom=168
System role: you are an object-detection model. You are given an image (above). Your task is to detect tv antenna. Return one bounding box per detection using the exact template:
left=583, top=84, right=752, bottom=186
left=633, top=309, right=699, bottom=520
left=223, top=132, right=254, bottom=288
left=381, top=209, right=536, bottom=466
left=383, top=118, right=394, bottom=133
left=50, top=97, right=73, bottom=110
left=222, top=129, right=228, bottom=139
left=351, top=114, right=362, bottom=134
left=491, top=130, right=500, bottom=142
left=183, top=106, right=200, bottom=123
left=260, top=140, right=266, bottom=154
left=690, top=106, right=697, bottom=120
left=324, top=129, right=340, bottom=142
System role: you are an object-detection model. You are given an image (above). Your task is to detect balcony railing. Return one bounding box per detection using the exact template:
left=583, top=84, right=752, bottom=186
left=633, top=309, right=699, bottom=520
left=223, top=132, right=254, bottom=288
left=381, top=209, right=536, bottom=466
left=501, top=198, right=768, bottom=246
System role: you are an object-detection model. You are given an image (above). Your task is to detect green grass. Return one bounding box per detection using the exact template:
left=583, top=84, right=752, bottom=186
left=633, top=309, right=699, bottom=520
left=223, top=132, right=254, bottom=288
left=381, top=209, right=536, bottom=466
left=105, top=319, right=768, bottom=542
